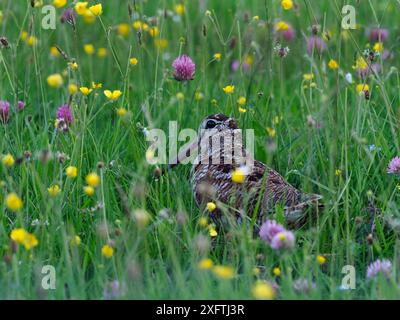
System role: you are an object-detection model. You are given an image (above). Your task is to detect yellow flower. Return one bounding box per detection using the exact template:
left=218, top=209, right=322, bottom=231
left=209, top=227, right=218, bottom=237
left=353, top=56, right=368, bottom=70
left=238, top=107, right=247, bottom=113
left=53, top=0, right=67, bottom=8
left=48, top=184, right=61, bottom=197
left=80, top=87, right=93, bottom=96
left=101, top=244, right=114, bottom=258
left=223, top=85, right=235, bottom=94
left=117, top=23, right=130, bottom=37
left=328, top=59, right=339, bottom=70
left=11, top=228, right=38, bottom=250
left=356, top=83, right=369, bottom=93
left=84, top=44, right=95, bottom=55
left=132, top=20, right=143, bottom=30
left=214, top=53, right=222, bottom=61
left=104, top=90, right=122, bottom=101
left=6, top=193, right=23, bottom=212
left=176, top=92, right=184, bottom=100
left=68, top=61, right=78, bottom=71
left=68, top=83, right=78, bottom=95
left=244, top=54, right=254, bottom=65
left=195, top=92, right=204, bottom=101
left=75, top=2, right=88, bottom=15
left=303, top=73, right=314, bottom=81
left=116, top=107, right=128, bottom=117
left=92, top=82, right=103, bottom=89
left=273, top=267, right=281, bottom=276
left=373, top=42, right=384, bottom=53
left=27, top=36, right=38, bottom=47
left=275, top=21, right=289, bottom=31
left=266, top=127, right=276, bottom=138
left=66, top=166, right=78, bottom=178
left=50, top=46, right=60, bottom=57
left=231, top=167, right=246, bottom=183
left=316, top=255, right=326, bottom=265
left=198, top=258, right=213, bottom=270
left=130, top=57, right=138, bottom=66
left=83, top=186, right=95, bottom=196
left=198, top=216, right=208, bottom=227
left=71, top=235, right=81, bottom=246
left=83, top=9, right=96, bottom=24
left=154, top=38, right=168, bottom=50
left=252, top=281, right=275, bottom=300
left=149, top=26, right=159, bottom=37
left=174, top=4, right=185, bottom=15
left=281, top=0, right=293, bottom=10
left=253, top=267, right=261, bottom=275
left=252, top=16, right=260, bottom=22
left=134, top=209, right=151, bottom=228
left=212, top=265, right=235, bottom=279
left=47, top=73, right=63, bottom=88
left=89, top=3, right=103, bottom=16
left=237, top=96, right=246, bottom=105
left=85, top=172, right=100, bottom=188
left=2, top=154, right=15, bottom=167
left=206, top=202, right=217, bottom=212
left=97, top=47, right=107, bottom=58
left=335, top=169, right=342, bottom=176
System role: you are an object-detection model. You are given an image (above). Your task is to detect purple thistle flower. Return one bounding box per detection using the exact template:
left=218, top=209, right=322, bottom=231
left=60, top=8, right=75, bottom=25
left=17, top=101, right=26, bottom=111
left=306, top=36, right=326, bottom=55
left=293, top=278, right=316, bottom=294
left=366, top=259, right=392, bottom=279
left=368, top=28, right=389, bottom=42
left=259, top=220, right=285, bottom=243
left=0, top=100, right=10, bottom=123
left=172, top=55, right=195, bottom=81
left=387, top=156, right=400, bottom=174
left=56, top=104, right=72, bottom=125
left=270, top=230, right=295, bottom=250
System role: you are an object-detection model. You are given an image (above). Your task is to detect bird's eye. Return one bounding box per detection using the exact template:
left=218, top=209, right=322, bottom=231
left=205, top=120, right=217, bottom=129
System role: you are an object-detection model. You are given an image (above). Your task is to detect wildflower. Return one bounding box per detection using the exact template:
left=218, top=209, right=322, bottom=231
left=92, top=82, right=103, bottom=89
left=134, top=209, right=150, bottom=228
left=206, top=202, right=217, bottom=212
left=238, top=107, right=247, bottom=113
left=154, top=38, right=169, bottom=50
left=71, top=235, right=81, bottom=246
left=68, top=61, right=78, bottom=71
left=388, top=156, right=400, bottom=174
left=130, top=57, right=138, bottom=66
left=50, top=46, right=60, bottom=57
left=198, top=258, right=213, bottom=270
left=273, top=267, right=281, bottom=276
left=306, top=36, right=326, bottom=55
left=97, top=47, right=107, bottom=58
left=316, top=255, right=326, bottom=265
left=66, top=166, right=78, bottom=178
left=84, top=186, right=95, bottom=196
left=335, top=169, right=342, bottom=176
left=303, top=73, right=314, bottom=81
left=132, top=20, right=143, bottom=30
left=274, top=43, right=290, bottom=58
left=231, top=167, right=247, bottom=183
left=266, top=127, right=276, bottom=138
left=259, top=219, right=285, bottom=243
left=212, top=265, right=235, bottom=279
left=56, top=104, right=72, bottom=125
left=61, top=8, right=76, bottom=24
left=117, top=23, right=130, bottom=37
left=209, top=227, right=218, bottom=237
left=80, top=87, right=93, bottom=96
left=356, top=83, right=369, bottom=93
left=27, top=36, right=38, bottom=46
left=2, top=154, right=15, bottom=167
left=86, top=172, right=100, bottom=187
left=47, top=73, right=63, bottom=88
left=5, top=192, right=23, bottom=212
left=213, top=53, right=222, bottom=61
left=237, top=96, right=246, bottom=105
left=102, top=244, right=114, bottom=258
left=53, top=0, right=67, bottom=8
left=373, top=42, right=384, bottom=53
left=84, top=44, right=95, bottom=55
left=198, top=216, right=208, bottom=227
left=172, top=55, right=195, bottom=81
left=17, top=101, right=26, bottom=111
left=195, top=92, right=204, bottom=101
left=48, top=184, right=61, bottom=197
left=223, top=85, right=235, bottom=94
left=368, top=28, right=389, bottom=42
left=104, top=90, right=122, bottom=101
left=68, top=83, right=78, bottom=95
left=174, top=4, right=185, bottom=15
left=345, top=73, right=353, bottom=84
left=270, top=231, right=295, bottom=250
left=89, top=3, right=102, bottom=16
left=275, top=21, right=295, bottom=42
left=281, top=0, right=293, bottom=10
left=328, top=59, right=339, bottom=70
left=116, top=107, right=128, bottom=117
left=75, top=2, right=88, bottom=15
left=10, top=228, right=38, bottom=250
left=366, top=259, right=392, bottom=279
left=252, top=16, right=260, bottom=22
left=252, top=281, right=275, bottom=300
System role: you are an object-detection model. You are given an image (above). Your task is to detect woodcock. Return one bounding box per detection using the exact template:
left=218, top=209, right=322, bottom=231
left=170, top=114, right=323, bottom=230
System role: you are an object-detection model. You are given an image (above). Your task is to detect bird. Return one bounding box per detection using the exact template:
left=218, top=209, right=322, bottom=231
left=170, top=113, right=323, bottom=230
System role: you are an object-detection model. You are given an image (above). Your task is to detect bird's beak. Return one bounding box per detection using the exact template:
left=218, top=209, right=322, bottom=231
left=169, top=137, right=199, bottom=169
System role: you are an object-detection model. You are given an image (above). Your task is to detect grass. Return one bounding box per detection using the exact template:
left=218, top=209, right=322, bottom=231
left=0, top=0, right=399, bottom=299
